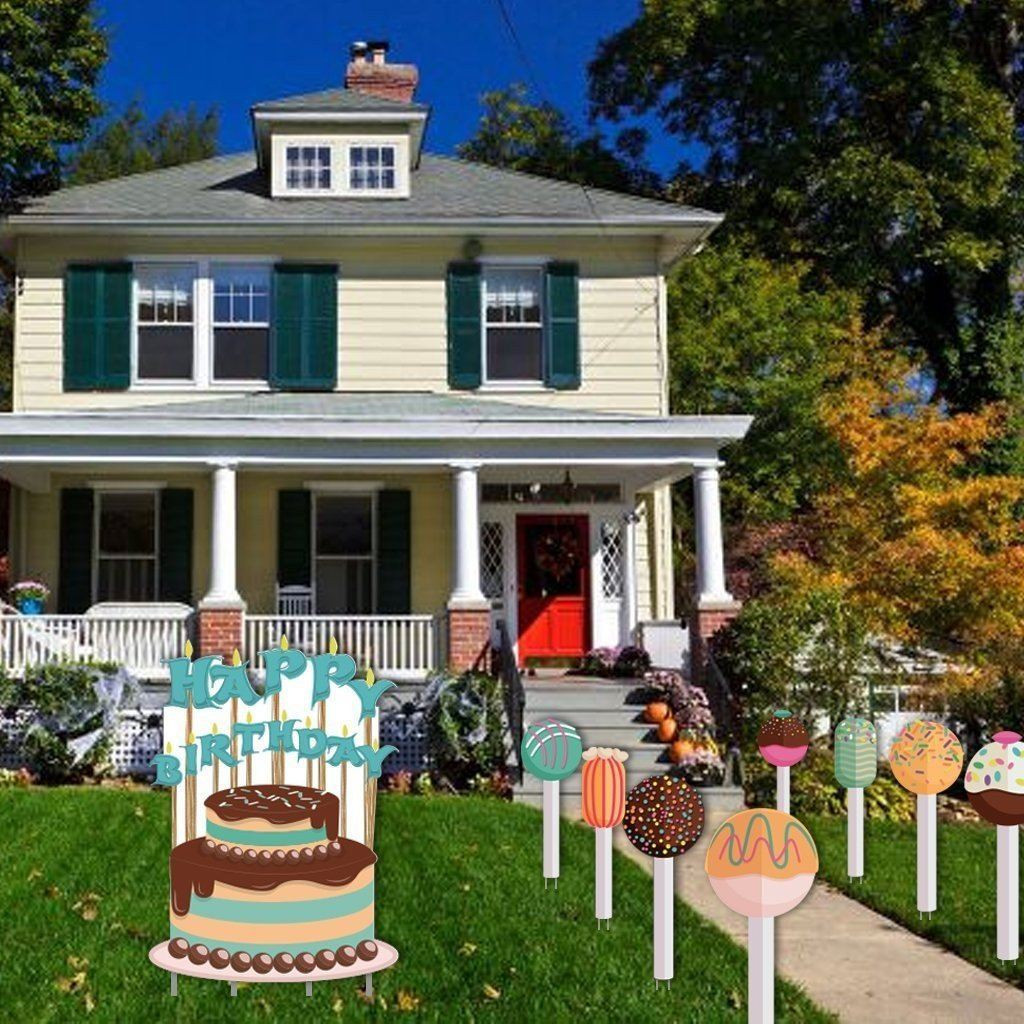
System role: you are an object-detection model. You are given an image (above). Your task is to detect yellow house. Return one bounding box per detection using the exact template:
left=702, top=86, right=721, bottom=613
left=0, top=41, right=749, bottom=680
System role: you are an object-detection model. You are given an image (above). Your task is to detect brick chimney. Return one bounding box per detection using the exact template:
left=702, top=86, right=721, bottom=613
left=345, top=40, right=418, bottom=103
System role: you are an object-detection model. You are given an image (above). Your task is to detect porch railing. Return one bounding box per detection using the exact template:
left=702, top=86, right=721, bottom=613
left=243, top=614, right=440, bottom=680
left=0, top=613, right=191, bottom=678
left=497, top=619, right=525, bottom=783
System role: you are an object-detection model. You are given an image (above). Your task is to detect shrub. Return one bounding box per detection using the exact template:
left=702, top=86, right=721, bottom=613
left=421, top=670, right=508, bottom=788
left=644, top=670, right=716, bottom=732
left=616, top=645, right=651, bottom=677
left=581, top=647, right=620, bottom=676
left=581, top=645, right=652, bottom=678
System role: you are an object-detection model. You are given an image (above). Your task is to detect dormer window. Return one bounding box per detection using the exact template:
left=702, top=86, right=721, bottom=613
left=349, top=145, right=396, bottom=191
left=285, top=145, right=332, bottom=191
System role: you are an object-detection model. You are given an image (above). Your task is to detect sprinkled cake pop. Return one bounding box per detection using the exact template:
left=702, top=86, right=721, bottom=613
left=833, top=717, right=877, bottom=881
left=581, top=747, right=628, bottom=928
left=965, top=730, right=1024, bottom=961
left=622, top=775, right=705, bottom=987
left=888, top=720, right=963, bottom=915
left=705, top=809, right=818, bottom=1024
left=758, top=710, right=808, bottom=813
left=521, top=718, right=584, bottom=888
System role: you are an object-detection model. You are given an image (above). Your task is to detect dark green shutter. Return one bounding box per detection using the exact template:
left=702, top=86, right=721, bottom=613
left=446, top=262, right=482, bottom=389
left=271, top=264, right=338, bottom=390
left=544, top=261, right=580, bottom=389
left=376, top=489, right=411, bottom=613
left=59, top=488, right=94, bottom=613
left=64, top=264, right=131, bottom=391
left=278, top=490, right=312, bottom=587
left=158, top=489, right=193, bottom=603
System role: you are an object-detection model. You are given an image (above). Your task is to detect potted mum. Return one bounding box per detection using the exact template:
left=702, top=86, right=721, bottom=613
left=10, top=579, right=50, bottom=615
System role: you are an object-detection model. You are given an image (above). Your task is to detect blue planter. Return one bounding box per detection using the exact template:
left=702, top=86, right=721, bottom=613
left=17, top=597, right=44, bottom=615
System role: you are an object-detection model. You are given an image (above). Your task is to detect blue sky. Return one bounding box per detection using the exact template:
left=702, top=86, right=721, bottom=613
left=92, top=0, right=700, bottom=177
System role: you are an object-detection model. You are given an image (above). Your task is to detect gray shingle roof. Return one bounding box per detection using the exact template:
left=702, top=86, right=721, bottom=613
left=251, top=87, right=429, bottom=115
left=7, top=151, right=718, bottom=227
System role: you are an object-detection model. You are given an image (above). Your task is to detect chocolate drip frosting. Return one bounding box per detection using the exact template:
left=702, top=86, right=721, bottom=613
left=205, top=785, right=339, bottom=839
left=170, top=837, right=375, bottom=916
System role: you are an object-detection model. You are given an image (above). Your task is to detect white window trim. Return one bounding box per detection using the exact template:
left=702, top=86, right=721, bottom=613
left=210, top=261, right=273, bottom=387
left=128, top=257, right=278, bottom=391
left=480, top=262, right=547, bottom=389
left=270, top=135, right=410, bottom=198
left=92, top=488, right=161, bottom=604
left=283, top=143, right=333, bottom=195
left=346, top=143, right=399, bottom=194
left=311, top=490, right=378, bottom=614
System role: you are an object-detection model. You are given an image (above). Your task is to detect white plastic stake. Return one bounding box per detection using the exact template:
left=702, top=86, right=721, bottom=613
left=917, top=793, right=937, bottom=913
left=997, top=824, right=1019, bottom=961
left=777, top=765, right=790, bottom=814
left=847, top=787, right=864, bottom=879
left=653, top=857, right=674, bottom=982
left=748, top=916, right=774, bottom=1024
left=543, top=779, right=559, bottom=883
left=595, top=827, right=612, bottom=922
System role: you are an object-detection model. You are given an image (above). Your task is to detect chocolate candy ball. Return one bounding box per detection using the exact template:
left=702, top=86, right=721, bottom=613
left=313, top=844, right=328, bottom=860
left=258, top=850, right=273, bottom=865
left=335, top=945, right=357, bottom=966
left=356, top=939, right=378, bottom=961
left=286, top=849, right=301, bottom=864
left=299, top=847, right=315, bottom=863
left=252, top=953, right=273, bottom=974
left=315, top=949, right=336, bottom=970
left=200, top=838, right=215, bottom=856
left=230, top=951, right=252, bottom=972
left=328, top=840, right=343, bottom=856
left=228, top=846, right=244, bottom=862
left=209, top=948, right=231, bottom=970
left=243, top=849, right=258, bottom=865
left=273, top=952, right=295, bottom=973
left=214, top=844, right=229, bottom=859
left=294, top=952, right=316, bottom=974
left=272, top=850, right=287, bottom=864
left=168, top=938, right=190, bottom=959
left=187, top=943, right=209, bottom=965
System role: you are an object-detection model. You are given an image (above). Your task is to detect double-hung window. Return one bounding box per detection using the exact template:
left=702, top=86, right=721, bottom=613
left=95, top=490, right=158, bottom=602
left=314, top=494, right=375, bottom=613
left=286, top=145, right=332, bottom=190
left=483, top=266, right=544, bottom=383
left=135, top=263, right=195, bottom=381
left=349, top=145, right=396, bottom=191
left=212, top=266, right=271, bottom=382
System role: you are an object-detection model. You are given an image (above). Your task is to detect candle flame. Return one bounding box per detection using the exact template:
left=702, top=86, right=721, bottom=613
left=246, top=711, right=253, bottom=724
left=329, top=635, right=338, bottom=655
left=342, top=725, right=349, bottom=738
left=372, top=740, right=379, bottom=752
left=281, top=710, right=288, bottom=722
left=184, top=638, right=193, bottom=659
left=165, top=741, right=172, bottom=754
left=280, top=634, right=289, bottom=651
left=232, top=648, right=241, bottom=667
left=211, top=722, right=218, bottom=735
left=187, top=733, right=195, bottom=745
left=366, top=668, right=375, bottom=688
left=305, top=716, right=311, bottom=728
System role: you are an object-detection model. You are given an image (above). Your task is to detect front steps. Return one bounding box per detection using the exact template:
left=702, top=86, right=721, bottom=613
left=511, top=676, right=743, bottom=813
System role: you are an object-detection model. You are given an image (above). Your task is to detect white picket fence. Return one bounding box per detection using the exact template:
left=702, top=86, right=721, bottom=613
left=243, top=614, right=439, bottom=681
left=0, top=611, right=190, bottom=678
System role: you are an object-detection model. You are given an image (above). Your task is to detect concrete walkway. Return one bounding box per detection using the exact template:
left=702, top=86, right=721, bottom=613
left=597, top=806, right=1024, bottom=1022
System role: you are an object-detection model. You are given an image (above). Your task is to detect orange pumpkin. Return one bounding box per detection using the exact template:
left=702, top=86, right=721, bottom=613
left=656, top=718, right=677, bottom=743
left=669, top=738, right=696, bottom=763
left=644, top=701, right=671, bottom=725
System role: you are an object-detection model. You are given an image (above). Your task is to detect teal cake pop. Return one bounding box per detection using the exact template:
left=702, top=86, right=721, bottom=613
left=834, top=718, right=878, bottom=788
left=521, top=718, right=584, bottom=781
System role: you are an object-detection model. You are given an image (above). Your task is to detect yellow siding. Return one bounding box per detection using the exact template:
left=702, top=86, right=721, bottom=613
left=14, top=235, right=666, bottom=416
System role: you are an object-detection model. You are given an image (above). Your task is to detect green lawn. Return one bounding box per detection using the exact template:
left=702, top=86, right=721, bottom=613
left=0, top=788, right=831, bottom=1023
left=807, top=814, right=1023, bottom=986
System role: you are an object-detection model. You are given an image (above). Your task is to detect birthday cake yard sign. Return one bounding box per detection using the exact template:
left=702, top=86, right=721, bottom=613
left=149, top=638, right=399, bottom=996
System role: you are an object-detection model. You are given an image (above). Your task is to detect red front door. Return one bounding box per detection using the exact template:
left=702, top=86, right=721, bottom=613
left=516, top=514, right=590, bottom=664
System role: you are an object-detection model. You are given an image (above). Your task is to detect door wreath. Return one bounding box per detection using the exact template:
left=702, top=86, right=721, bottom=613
left=534, top=527, right=581, bottom=582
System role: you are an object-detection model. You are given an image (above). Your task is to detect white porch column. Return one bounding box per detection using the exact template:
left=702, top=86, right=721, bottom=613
left=620, top=508, right=639, bottom=643
left=693, top=463, right=732, bottom=603
left=203, top=461, right=241, bottom=605
left=449, top=462, right=485, bottom=605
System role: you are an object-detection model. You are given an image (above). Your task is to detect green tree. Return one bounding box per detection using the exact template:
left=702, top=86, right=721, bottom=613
left=589, top=1, right=1023, bottom=412
left=65, top=100, right=219, bottom=185
left=458, top=84, right=659, bottom=195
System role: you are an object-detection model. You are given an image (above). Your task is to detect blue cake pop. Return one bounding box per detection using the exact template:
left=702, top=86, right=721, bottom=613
left=521, top=718, right=583, bottom=781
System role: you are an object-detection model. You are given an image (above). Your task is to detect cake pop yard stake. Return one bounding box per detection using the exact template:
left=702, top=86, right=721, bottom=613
left=757, top=710, right=808, bottom=814
left=521, top=719, right=584, bottom=887
left=704, top=809, right=818, bottom=1024
left=888, top=719, right=963, bottom=916
left=581, top=747, right=628, bottom=927
left=833, top=717, right=877, bottom=880
left=622, top=775, right=705, bottom=987
left=965, top=730, right=1024, bottom=960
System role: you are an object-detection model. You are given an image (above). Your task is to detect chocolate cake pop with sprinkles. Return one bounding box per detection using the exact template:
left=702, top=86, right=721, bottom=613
left=623, top=775, right=705, bottom=858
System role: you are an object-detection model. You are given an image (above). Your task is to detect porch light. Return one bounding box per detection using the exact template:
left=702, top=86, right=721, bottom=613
left=559, top=469, right=576, bottom=505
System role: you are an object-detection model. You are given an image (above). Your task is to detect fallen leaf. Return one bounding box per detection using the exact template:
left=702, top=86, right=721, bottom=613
left=27, top=867, right=42, bottom=882
left=460, top=883, right=471, bottom=892
left=45, top=885, right=61, bottom=899
left=67, top=956, right=88, bottom=970
left=55, top=971, right=88, bottom=994
left=457, top=942, right=477, bottom=957
left=134, top=806, right=144, bottom=818
left=355, top=989, right=374, bottom=1005
left=482, top=983, right=501, bottom=1000
left=396, top=990, right=421, bottom=1011
left=83, top=991, right=96, bottom=1013
left=331, top=996, right=345, bottom=1014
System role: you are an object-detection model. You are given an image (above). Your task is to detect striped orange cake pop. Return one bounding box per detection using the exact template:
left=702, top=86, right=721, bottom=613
left=581, top=747, right=628, bottom=829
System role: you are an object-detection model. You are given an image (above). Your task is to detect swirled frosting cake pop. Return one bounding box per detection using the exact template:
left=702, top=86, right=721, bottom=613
left=833, top=717, right=877, bottom=880
left=965, top=730, right=1024, bottom=960
left=888, top=720, right=963, bottom=915
left=622, top=775, right=704, bottom=987
left=705, top=809, right=818, bottom=1024
left=521, top=719, right=583, bottom=888
left=758, top=710, right=808, bottom=813
left=581, top=747, right=628, bottom=928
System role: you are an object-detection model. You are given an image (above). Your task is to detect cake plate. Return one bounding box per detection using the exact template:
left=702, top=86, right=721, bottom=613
left=149, top=940, right=399, bottom=998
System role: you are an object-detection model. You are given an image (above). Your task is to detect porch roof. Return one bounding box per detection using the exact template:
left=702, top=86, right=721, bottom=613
left=0, top=393, right=751, bottom=490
